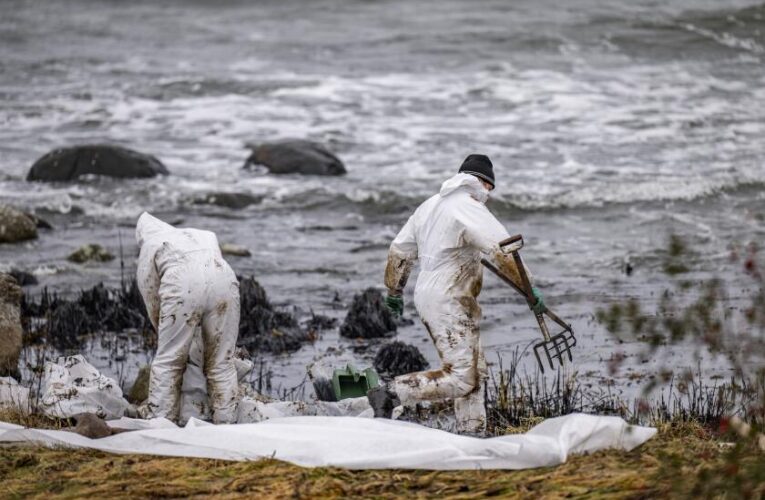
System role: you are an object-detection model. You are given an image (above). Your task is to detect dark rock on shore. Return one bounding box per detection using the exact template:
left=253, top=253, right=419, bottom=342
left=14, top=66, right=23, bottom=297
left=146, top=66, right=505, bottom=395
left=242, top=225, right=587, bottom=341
left=374, top=341, right=429, bottom=378
left=340, top=288, right=397, bottom=339
left=69, top=413, right=129, bottom=439
left=193, top=192, right=262, bottom=209
left=0, top=273, right=22, bottom=378
left=0, top=205, right=38, bottom=244
left=27, top=145, right=169, bottom=182
left=238, top=276, right=307, bottom=353
left=243, top=139, right=346, bottom=176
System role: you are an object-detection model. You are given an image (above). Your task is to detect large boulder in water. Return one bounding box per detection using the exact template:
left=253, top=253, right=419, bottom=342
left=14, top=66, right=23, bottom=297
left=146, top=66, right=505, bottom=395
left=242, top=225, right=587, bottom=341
left=0, top=205, right=38, bottom=244
left=0, top=273, right=23, bottom=378
left=243, top=139, right=346, bottom=176
left=340, top=288, right=397, bottom=339
left=27, top=145, right=169, bottom=182
left=193, top=192, right=262, bottom=209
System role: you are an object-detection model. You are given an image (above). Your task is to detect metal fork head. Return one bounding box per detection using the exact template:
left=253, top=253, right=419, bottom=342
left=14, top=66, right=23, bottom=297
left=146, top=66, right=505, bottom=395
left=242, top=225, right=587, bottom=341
left=533, top=330, right=577, bottom=373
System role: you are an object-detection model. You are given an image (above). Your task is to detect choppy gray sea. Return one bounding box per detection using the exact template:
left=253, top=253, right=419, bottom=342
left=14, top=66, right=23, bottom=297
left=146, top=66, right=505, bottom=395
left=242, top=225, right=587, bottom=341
left=1, top=0, right=764, bottom=399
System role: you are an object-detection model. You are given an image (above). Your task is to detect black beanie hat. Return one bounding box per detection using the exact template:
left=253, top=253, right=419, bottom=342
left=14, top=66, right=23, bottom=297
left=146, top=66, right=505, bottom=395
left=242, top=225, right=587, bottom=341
left=458, top=154, right=495, bottom=188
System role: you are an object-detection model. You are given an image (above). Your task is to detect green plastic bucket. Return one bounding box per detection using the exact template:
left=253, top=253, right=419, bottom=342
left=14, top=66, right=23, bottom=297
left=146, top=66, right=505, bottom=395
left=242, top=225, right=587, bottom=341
left=331, top=364, right=380, bottom=401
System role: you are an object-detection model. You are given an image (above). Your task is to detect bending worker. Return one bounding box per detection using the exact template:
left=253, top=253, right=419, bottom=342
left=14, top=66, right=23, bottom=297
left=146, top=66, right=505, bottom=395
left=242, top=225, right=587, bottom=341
left=368, top=154, right=545, bottom=434
left=135, top=212, right=240, bottom=424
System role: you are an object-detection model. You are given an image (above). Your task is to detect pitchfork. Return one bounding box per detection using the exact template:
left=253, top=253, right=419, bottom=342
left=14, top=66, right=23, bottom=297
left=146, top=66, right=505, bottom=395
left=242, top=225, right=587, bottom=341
left=481, top=234, right=577, bottom=373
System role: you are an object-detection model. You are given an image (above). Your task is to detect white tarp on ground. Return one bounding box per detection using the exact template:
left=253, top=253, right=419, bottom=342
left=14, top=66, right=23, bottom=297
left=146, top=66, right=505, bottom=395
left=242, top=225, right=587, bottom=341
left=0, top=413, right=656, bottom=470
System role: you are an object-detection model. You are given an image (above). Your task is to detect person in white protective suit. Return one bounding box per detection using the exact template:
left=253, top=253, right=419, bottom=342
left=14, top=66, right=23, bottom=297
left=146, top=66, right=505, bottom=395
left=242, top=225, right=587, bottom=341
left=135, top=212, right=241, bottom=424
left=368, top=154, right=545, bottom=435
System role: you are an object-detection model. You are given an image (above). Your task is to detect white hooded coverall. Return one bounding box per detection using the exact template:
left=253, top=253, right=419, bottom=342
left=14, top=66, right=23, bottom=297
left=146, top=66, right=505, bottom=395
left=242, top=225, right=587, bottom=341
left=384, top=173, right=532, bottom=434
left=136, top=212, right=240, bottom=424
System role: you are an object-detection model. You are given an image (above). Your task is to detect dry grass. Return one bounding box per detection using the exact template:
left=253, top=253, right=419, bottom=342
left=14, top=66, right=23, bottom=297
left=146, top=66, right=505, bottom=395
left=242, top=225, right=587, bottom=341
left=2, top=421, right=760, bottom=499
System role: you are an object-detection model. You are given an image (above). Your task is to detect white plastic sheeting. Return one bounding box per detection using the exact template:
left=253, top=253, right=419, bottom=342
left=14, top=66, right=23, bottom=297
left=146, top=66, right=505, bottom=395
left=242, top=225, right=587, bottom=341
left=40, top=355, right=129, bottom=419
left=237, top=396, right=372, bottom=423
left=0, top=413, right=656, bottom=470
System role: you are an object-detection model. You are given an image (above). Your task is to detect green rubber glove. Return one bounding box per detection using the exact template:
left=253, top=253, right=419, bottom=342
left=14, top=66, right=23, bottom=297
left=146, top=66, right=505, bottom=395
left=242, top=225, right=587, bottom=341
left=531, top=286, right=546, bottom=314
left=385, top=294, right=404, bottom=317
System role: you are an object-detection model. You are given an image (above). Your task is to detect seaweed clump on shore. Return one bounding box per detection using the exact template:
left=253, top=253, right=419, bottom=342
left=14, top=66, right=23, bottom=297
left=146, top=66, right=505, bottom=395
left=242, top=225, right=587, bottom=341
left=21, top=280, right=151, bottom=351
left=339, top=288, right=397, bottom=339
left=237, top=276, right=308, bottom=354
left=374, top=341, right=428, bottom=378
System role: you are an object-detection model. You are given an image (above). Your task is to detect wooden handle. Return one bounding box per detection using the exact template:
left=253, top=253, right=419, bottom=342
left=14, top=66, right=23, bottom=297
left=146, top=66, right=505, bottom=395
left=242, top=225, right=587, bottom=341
left=499, top=234, right=523, bottom=249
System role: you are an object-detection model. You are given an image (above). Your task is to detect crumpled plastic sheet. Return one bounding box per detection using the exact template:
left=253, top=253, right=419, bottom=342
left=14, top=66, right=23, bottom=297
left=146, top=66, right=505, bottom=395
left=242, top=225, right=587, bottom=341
left=30, top=353, right=371, bottom=424
left=0, top=413, right=656, bottom=470
left=40, top=355, right=129, bottom=420
left=237, top=396, right=373, bottom=422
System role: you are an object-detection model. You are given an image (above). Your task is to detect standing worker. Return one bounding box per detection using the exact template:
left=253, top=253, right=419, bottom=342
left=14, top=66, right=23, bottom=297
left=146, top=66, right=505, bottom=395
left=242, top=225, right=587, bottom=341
left=368, top=154, right=545, bottom=434
left=135, top=212, right=240, bottom=424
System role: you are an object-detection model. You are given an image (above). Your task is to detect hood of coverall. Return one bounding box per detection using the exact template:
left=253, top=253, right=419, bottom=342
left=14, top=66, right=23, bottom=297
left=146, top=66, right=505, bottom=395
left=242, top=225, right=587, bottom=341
left=135, top=211, right=176, bottom=248
left=439, top=173, right=490, bottom=204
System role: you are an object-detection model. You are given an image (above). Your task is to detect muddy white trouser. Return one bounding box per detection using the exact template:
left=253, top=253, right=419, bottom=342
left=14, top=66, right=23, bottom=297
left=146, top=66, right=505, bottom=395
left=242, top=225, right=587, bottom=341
left=147, top=255, right=240, bottom=424
left=391, top=291, right=487, bottom=435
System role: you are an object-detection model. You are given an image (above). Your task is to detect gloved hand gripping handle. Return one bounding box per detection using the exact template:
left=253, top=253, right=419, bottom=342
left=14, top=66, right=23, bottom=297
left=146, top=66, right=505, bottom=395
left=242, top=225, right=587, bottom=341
left=482, top=234, right=577, bottom=371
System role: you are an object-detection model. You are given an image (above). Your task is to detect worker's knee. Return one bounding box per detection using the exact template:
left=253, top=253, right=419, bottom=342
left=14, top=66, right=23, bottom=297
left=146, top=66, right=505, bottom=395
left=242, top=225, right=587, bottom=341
left=447, top=365, right=479, bottom=398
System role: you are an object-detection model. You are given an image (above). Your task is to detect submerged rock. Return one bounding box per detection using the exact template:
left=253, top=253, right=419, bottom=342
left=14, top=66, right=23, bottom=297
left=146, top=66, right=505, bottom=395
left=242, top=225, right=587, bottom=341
left=27, top=145, right=169, bottom=182
left=243, top=139, right=346, bottom=176
left=8, top=269, right=37, bottom=287
left=374, top=341, right=429, bottom=378
left=340, top=288, right=397, bottom=339
left=67, top=244, right=115, bottom=263
left=194, top=192, right=262, bottom=209
left=238, top=276, right=307, bottom=353
left=0, top=205, right=38, bottom=244
left=0, top=273, right=22, bottom=378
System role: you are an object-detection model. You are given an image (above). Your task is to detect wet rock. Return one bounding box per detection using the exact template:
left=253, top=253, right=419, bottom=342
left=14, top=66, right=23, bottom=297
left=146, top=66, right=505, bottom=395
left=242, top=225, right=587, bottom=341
left=194, top=192, right=262, bottom=209
left=70, top=413, right=113, bottom=439
left=27, top=145, right=169, bottom=182
left=127, top=365, right=150, bottom=404
left=0, top=273, right=22, bottom=378
left=339, top=288, right=397, bottom=339
left=220, top=243, right=251, bottom=257
left=8, top=269, right=37, bottom=287
left=238, top=276, right=307, bottom=353
left=374, top=341, right=429, bottom=378
left=243, top=139, right=346, bottom=176
left=67, top=244, right=115, bottom=263
left=0, top=205, right=38, bottom=244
